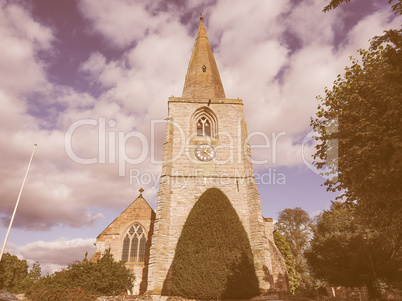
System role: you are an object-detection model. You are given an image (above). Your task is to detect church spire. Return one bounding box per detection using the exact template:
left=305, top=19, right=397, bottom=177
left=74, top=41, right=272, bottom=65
left=182, top=14, right=226, bottom=99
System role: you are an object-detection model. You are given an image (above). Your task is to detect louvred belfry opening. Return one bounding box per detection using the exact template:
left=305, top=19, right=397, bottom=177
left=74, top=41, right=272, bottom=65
left=182, top=15, right=226, bottom=99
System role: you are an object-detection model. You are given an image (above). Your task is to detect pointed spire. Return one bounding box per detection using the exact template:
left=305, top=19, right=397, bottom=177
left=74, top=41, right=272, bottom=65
left=182, top=14, right=226, bottom=99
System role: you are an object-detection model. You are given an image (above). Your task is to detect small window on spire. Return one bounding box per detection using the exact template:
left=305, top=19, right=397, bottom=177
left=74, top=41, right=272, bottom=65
left=202, top=65, right=206, bottom=73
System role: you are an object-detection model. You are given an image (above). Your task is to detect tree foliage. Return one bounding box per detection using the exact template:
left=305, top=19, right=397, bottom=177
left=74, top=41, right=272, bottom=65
left=311, top=29, right=402, bottom=257
left=169, top=188, right=260, bottom=300
left=274, top=207, right=313, bottom=289
left=306, top=202, right=401, bottom=298
left=0, top=253, right=35, bottom=294
left=26, top=249, right=134, bottom=299
left=273, top=230, right=301, bottom=295
left=323, top=0, right=402, bottom=15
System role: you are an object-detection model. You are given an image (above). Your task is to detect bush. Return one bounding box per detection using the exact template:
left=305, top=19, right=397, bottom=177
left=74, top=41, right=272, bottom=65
left=26, top=249, right=134, bottom=300
left=169, top=188, right=260, bottom=300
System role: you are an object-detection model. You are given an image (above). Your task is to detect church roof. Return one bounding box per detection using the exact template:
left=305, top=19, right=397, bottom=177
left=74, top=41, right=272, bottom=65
left=182, top=14, right=226, bottom=99
left=96, top=191, right=155, bottom=238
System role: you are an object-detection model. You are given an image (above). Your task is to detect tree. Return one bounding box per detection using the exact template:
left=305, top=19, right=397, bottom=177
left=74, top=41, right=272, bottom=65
left=0, top=253, right=29, bottom=293
left=306, top=202, right=401, bottom=298
left=27, top=262, right=42, bottom=284
left=323, top=0, right=402, bottom=15
left=27, top=248, right=134, bottom=298
left=274, top=208, right=313, bottom=292
left=273, top=230, right=301, bottom=295
left=170, top=188, right=260, bottom=300
left=311, top=29, right=402, bottom=257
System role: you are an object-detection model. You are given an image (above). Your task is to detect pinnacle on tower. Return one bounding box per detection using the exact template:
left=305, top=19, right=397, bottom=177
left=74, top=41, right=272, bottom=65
left=182, top=15, right=226, bottom=99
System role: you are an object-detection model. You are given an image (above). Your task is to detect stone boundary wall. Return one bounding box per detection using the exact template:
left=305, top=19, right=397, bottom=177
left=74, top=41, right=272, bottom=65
left=95, top=295, right=305, bottom=301
left=96, top=297, right=149, bottom=301
left=17, top=293, right=309, bottom=301
left=16, top=294, right=315, bottom=301
left=17, top=289, right=402, bottom=301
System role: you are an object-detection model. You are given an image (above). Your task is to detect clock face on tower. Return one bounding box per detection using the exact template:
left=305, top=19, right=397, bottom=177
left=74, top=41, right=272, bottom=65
left=195, top=144, right=215, bottom=161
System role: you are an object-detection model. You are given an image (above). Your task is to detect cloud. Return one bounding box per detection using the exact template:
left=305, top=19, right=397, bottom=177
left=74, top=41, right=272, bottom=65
left=0, top=1, right=53, bottom=95
left=0, top=1, right=139, bottom=231
left=6, top=238, right=96, bottom=274
left=77, top=0, right=172, bottom=49
left=0, top=0, right=398, bottom=237
left=309, top=210, right=321, bottom=218
left=80, top=52, right=128, bottom=88
left=344, top=10, right=402, bottom=50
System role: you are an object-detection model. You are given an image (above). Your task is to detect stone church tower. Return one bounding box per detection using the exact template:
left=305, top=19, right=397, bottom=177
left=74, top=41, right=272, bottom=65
left=146, top=15, right=288, bottom=294
left=92, top=15, right=289, bottom=296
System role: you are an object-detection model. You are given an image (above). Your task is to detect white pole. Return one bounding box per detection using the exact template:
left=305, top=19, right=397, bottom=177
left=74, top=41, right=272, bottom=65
left=0, top=144, right=37, bottom=262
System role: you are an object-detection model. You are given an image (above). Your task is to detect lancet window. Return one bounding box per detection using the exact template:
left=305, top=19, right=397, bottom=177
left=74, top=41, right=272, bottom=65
left=121, top=223, right=147, bottom=263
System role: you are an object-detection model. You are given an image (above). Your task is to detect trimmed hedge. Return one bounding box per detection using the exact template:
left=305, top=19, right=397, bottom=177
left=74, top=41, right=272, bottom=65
left=170, top=188, right=260, bottom=299
left=25, top=285, right=96, bottom=301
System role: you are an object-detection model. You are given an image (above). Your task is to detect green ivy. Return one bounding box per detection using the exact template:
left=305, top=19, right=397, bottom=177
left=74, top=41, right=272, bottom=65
left=273, top=230, right=301, bottom=294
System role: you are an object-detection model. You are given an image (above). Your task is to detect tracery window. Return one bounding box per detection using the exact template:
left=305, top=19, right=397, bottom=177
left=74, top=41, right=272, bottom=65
left=197, top=116, right=212, bottom=137
left=121, top=223, right=146, bottom=263
left=193, top=107, right=217, bottom=138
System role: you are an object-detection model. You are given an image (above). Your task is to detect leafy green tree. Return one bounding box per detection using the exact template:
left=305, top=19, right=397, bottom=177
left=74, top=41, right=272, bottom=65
left=274, top=207, right=313, bottom=292
left=0, top=253, right=29, bottom=293
left=323, top=0, right=402, bottom=14
left=273, top=230, right=301, bottom=295
left=27, top=262, right=42, bottom=284
left=170, top=188, right=260, bottom=300
left=311, top=29, right=402, bottom=257
left=306, top=202, right=401, bottom=298
left=27, top=249, right=134, bottom=298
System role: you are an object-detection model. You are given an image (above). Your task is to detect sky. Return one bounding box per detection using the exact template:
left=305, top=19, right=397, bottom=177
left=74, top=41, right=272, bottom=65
left=0, top=0, right=400, bottom=274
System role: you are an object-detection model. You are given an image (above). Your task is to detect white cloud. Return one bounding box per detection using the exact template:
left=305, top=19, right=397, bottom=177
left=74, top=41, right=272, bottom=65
left=4, top=4, right=53, bottom=48
left=344, top=10, right=402, bottom=51
left=282, top=0, right=338, bottom=47
left=77, top=0, right=172, bottom=49
left=6, top=238, right=96, bottom=274
left=0, top=2, right=53, bottom=95
left=0, top=0, right=399, bottom=252
left=309, top=209, right=321, bottom=218
left=80, top=52, right=128, bottom=88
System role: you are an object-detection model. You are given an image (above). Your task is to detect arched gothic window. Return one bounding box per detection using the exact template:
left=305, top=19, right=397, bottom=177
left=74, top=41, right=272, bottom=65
left=121, top=223, right=147, bottom=263
left=192, top=107, right=218, bottom=138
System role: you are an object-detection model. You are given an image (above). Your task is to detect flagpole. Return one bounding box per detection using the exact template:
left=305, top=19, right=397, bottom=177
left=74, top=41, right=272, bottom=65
left=0, top=144, right=37, bottom=262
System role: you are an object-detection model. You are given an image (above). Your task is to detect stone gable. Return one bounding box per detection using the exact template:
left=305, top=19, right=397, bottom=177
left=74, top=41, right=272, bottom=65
left=91, top=194, right=155, bottom=295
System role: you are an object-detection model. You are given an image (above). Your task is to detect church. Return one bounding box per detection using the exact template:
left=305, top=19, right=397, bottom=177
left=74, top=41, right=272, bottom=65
left=91, top=15, right=289, bottom=297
